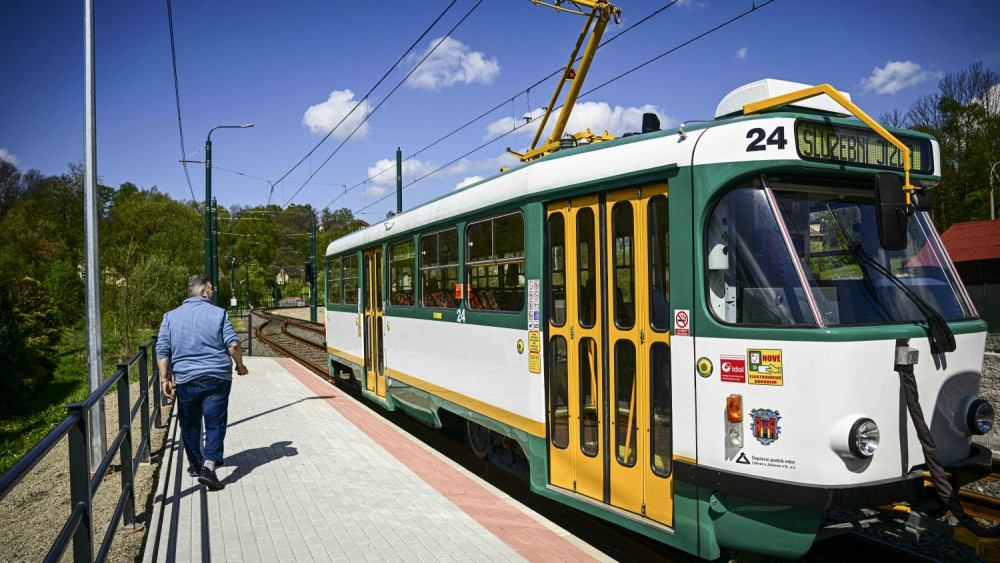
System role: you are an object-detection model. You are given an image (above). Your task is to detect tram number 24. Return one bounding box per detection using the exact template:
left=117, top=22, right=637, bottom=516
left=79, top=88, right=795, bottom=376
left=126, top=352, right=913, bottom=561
left=746, top=126, right=788, bottom=152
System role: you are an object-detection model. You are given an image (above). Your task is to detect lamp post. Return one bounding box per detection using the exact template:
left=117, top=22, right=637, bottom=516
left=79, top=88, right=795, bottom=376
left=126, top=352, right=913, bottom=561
left=205, top=124, right=253, bottom=294
left=990, top=161, right=1000, bottom=221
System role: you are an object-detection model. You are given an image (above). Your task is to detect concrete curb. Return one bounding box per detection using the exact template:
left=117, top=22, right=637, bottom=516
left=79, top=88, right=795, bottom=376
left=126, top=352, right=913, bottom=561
left=140, top=405, right=178, bottom=563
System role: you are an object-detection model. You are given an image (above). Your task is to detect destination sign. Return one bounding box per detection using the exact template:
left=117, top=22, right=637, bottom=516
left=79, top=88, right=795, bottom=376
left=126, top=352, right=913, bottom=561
left=795, top=120, right=933, bottom=174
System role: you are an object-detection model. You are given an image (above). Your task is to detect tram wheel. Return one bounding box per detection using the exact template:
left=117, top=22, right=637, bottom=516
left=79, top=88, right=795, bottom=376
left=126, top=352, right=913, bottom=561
left=466, top=420, right=491, bottom=459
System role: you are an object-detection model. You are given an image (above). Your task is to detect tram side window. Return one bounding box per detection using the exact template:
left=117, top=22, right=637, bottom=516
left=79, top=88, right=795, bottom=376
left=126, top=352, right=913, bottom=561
left=420, top=228, right=459, bottom=309
left=614, top=340, right=637, bottom=467
left=612, top=202, right=636, bottom=329
left=549, top=336, right=569, bottom=449
left=389, top=240, right=415, bottom=307
left=343, top=254, right=359, bottom=305
left=548, top=213, right=567, bottom=326
left=466, top=212, right=525, bottom=312
left=326, top=257, right=342, bottom=305
left=650, top=342, right=672, bottom=476
left=578, top=208, right=597, bottom=328
left=648, top=196, right=670, bottom=331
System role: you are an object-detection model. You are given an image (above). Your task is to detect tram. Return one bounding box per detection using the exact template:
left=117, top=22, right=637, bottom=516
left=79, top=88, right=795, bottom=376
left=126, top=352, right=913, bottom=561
left=323, top=78, right=993, bottom=559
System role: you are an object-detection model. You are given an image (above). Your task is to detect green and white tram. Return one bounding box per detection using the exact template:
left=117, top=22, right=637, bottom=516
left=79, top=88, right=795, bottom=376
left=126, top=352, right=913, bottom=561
left=324, top=79, right=993, bottom=559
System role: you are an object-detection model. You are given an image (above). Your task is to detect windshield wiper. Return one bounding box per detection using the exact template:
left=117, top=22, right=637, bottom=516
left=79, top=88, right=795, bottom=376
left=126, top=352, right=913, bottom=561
left=825, top=206, right=955, bottom=354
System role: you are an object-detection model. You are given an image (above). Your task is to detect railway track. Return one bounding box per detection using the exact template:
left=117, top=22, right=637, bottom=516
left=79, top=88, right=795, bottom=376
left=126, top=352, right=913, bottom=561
left=246, top=307, right=1000, bottom=561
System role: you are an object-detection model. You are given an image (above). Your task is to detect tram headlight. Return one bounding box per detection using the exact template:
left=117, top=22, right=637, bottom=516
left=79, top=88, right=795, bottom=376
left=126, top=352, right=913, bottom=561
left=966, top=398, right=995, bottom=436
left=849, top=418, right=880, bottom=459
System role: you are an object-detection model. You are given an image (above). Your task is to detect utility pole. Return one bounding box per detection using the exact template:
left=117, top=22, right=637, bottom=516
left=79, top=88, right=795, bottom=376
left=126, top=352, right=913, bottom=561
left=84, top=0, right=107, bottom=473
left=212, top=198, right=219, bottom=304
left=396, top=147, right=403, bottom=214
left=204, top=124, right=253, bottom=292
left=245, top=250, right=250, bottom=312
left=230, top=244, right=236, bottom=313
left=273, top=262, right=278, bottom=304
left=990, top=161, right=999, bottom=221
left=310, top=223, right=317, bottom=322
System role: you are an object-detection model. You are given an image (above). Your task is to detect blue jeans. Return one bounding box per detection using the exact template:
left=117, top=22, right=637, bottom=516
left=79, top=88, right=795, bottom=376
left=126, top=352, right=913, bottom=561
left=176, top=376, right=232, bottom=469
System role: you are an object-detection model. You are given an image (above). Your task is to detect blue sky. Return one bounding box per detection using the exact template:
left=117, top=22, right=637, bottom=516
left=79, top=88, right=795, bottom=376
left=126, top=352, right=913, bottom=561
left=1, top=0, right=998, bottom=221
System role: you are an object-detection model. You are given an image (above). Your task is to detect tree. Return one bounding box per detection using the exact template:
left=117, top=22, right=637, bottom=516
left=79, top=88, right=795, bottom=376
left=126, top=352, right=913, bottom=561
left=0, top=282, right=28, bottom=414
left=903, top=62, right=1000, bottom=230
left=44, top=260, right=85, bottom=327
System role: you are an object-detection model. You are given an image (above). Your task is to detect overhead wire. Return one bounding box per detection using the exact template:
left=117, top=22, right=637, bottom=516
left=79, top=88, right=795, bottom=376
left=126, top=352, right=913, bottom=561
left=354, top=0, right=777, bottom=215
left=269, top=0, right=461, bottom=200
left=165, top=0, right=198, bottom=203
left=282, top=0, right=485, bottom=207
left=320, top=0, right=682, bottom=211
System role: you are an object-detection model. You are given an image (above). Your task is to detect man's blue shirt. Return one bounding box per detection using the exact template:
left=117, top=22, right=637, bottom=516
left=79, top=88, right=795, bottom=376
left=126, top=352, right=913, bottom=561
left=156, top=297, right=239, bottom=384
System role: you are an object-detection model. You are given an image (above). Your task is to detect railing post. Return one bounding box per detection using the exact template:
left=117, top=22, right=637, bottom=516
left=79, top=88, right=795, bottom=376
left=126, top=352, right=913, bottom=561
left=137, top=345, right=151, bottom=463
left=151, top=353, right=163, bottom=429
left=66, top=402, right=94, bottom=563
left=116, top=364, right=137, bottom=527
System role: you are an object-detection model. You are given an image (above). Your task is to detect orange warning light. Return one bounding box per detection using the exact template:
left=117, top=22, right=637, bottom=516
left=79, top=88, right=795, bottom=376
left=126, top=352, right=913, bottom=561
left=726, top=395, right=743, bottom=422
left=454, top=283, right=464, bottom=300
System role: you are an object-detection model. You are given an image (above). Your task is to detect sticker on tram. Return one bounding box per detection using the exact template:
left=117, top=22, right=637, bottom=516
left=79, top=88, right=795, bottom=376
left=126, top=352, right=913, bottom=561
left=747, top=349, right=783, bottom=386
left=528, top=352, right=541, bottom=374
left=749, top=408, right=782, bottom=446
left=528, top=331, right=541, bottom=353
left=720, top=354, right=746, bottom=383
left=674, top=309, right=690, bottom=336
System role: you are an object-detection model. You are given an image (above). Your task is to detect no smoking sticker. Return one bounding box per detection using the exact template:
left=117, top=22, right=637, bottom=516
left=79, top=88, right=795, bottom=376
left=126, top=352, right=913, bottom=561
left=674, top=309, right=690, bottom=336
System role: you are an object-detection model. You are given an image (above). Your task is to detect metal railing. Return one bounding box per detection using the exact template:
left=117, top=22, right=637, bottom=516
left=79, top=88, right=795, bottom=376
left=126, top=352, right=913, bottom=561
left=0, top=336, right=166, bottom=563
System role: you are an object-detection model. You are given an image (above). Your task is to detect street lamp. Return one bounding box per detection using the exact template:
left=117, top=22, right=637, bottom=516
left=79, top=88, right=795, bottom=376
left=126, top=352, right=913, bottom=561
left=205, top=123, right=253, bottom=305
left=990, top=161, right=1000, bottom=221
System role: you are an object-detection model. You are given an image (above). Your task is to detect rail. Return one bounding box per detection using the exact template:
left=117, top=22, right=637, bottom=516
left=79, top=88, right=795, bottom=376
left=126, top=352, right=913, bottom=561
left=0, top=336, right=167, bottom=563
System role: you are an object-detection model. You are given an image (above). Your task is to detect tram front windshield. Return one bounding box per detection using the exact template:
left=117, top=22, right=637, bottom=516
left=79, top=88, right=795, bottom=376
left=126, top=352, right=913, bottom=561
left=705, top=178, right=976, bottom=327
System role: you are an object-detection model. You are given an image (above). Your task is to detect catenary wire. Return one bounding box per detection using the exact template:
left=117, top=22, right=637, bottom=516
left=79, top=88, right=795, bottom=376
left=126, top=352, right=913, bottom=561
left=282, top=0, right=484, bottom=207
left=269, top=0, right=460, bottom=197
left=320, top=1, right=682, bottom=211
left=354, top=0, right=777, bottom=215
left=165, top=0, right=198, bottom=203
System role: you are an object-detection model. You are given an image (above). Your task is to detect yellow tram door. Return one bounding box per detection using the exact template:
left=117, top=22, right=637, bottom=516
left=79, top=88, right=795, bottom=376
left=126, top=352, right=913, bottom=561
left=546, top=195, right=605, bottom=502
left=363, top=248, right=386, bottom=398
left=606, top=185, right=673, bottom=526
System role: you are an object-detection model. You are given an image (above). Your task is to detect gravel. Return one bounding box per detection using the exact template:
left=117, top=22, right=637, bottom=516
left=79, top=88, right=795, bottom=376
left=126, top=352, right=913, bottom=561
left=0, top=379, right=172, bottom=562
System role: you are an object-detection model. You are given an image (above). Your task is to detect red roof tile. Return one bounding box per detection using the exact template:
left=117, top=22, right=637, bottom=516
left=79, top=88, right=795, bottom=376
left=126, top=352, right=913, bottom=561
left=939, top=219, right=1000, bottom=262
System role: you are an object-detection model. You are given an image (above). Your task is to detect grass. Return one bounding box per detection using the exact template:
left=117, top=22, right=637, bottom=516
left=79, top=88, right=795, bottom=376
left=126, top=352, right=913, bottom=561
left=0, top=327, right=158, bottom=475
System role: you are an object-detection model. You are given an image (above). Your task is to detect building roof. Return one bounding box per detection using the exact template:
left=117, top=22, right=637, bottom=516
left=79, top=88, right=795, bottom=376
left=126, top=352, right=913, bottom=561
left=939, top=219, right=1000, bottom=262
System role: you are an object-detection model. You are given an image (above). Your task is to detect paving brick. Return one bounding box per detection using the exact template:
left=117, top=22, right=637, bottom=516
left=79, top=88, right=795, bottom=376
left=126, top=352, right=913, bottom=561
left=149, top=357, right=602, bottom=563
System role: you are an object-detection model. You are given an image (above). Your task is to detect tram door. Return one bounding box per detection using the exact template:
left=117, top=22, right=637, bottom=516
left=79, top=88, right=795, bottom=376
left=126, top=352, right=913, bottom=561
left=546, top=185, right=673, bottom=526
left=363, top=248, right=386, bottom=398
left=547, top=195, right=605, bottom=502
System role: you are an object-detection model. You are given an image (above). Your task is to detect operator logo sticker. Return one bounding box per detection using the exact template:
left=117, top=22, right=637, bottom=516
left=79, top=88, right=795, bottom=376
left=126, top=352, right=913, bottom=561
left=747, top=349, right=782, bottom=386
left=720, top=354, right=746, bottom=383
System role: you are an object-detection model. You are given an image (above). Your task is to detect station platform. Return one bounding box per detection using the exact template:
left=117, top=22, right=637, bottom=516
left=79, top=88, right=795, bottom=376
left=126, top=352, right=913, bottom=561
left=143, top=357, right=608, bottom=562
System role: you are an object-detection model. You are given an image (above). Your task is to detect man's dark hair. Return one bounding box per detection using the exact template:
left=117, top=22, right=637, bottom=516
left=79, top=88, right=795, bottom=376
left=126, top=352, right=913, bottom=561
left=187, top=275, right=211, bottom=298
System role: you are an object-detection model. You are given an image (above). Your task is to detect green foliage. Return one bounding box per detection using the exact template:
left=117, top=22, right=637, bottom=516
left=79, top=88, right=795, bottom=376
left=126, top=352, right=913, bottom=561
left=44, top=260, right=84, bottom=327
left=893, top=62, right=1000, bottom=231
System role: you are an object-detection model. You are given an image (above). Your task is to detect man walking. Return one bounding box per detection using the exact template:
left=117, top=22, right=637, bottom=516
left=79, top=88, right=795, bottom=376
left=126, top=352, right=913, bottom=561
left=157, top=274, right=249, bottom=490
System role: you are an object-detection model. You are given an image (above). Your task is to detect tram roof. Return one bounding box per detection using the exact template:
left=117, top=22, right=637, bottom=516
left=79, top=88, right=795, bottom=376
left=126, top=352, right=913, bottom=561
left=326, top=97, right=939, bottom=257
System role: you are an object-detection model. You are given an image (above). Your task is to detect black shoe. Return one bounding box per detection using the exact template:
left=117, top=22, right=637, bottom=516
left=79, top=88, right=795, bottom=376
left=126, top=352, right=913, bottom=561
left=187, top=466, right=200, bottom=477
left=198, top=467, right=224, bottom=490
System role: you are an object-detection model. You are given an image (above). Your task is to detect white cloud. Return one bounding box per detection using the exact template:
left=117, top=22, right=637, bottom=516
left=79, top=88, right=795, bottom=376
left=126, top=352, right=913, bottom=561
left=485, top=101, right=676, bottom=143
left=302, top=89, right=372, bottom=139
left=736, top=47, right=748, bottom=61
left=860, top=61, right=942, bottom=95
left=454, top=176, right=484, bottom=190
left=0, top=147, right=19, bottom=166
left=406, top=37, right=500, bottom=91
left=364, top=185, right=387, bottom=198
